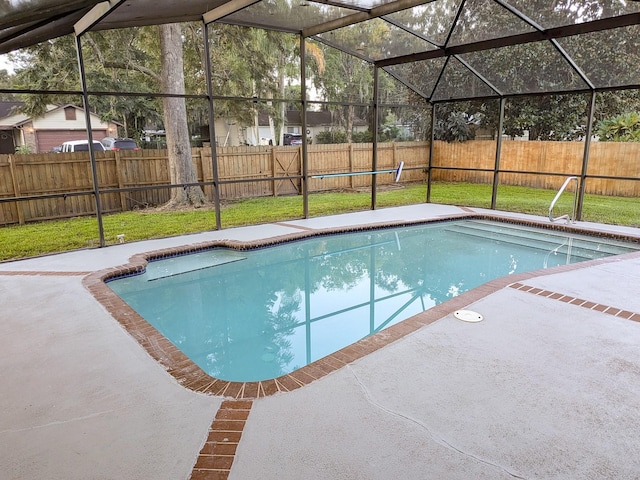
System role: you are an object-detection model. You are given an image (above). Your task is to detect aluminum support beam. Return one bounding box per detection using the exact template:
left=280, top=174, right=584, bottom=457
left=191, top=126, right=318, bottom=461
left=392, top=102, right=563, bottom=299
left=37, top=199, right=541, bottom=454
left=577, top=91, right=597, bottom=220
left=203, top=22, right=222, bottom=230
left=303, top=0, right=435, bottom=37
left=301, top=34, right=309, bottom=218
left=491, top=98, right=506, bottom=209
left=426, top=103, right=435, bottom=203
left=371, top=66, right=380, bottom=210
left=203, top=0, right=261, bottom=24
left=376, top=13, right=640, bottom=68
left=74, top=0, right=125, bottom=36
left=75, top=34, right=105, bottom=247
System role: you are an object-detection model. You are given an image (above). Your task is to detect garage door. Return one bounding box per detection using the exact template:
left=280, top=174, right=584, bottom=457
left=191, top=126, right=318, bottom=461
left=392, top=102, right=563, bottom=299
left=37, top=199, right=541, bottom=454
left=36, top=129, right=107, bottom=153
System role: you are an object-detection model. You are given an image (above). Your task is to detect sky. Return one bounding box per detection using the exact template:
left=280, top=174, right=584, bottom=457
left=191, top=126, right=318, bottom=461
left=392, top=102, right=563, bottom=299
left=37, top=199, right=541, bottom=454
left=0, top=54, right=15, bottom=73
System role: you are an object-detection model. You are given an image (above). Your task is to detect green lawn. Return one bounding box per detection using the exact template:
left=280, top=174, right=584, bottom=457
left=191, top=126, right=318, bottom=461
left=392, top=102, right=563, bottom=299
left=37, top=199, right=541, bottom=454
left=1, top=182, right=638, bottom=262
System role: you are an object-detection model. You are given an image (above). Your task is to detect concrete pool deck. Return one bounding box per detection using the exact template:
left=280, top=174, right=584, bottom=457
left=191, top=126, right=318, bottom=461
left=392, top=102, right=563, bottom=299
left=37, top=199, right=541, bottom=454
left=1, top=204, right=640, bottom=479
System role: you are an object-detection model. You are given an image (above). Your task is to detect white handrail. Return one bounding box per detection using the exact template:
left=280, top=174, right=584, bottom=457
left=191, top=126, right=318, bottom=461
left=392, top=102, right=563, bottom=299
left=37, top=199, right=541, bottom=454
left=312, top=162, right=404, bottom=182
left=549, top=176, right=578, bottom=224
left=543, top=237, right=574, bottom=268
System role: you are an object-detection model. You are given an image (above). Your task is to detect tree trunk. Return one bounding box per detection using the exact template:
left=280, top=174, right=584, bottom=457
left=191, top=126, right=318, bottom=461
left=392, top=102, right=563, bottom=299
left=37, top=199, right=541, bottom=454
left=252, top=80, right=259, bottom=145
left=159, top=23, right=206, bottom=207
left=278, top=57, right=286, bottom=146
left=253, top=109, right=260, bottom=146
left=268, top=112, right=275, bottom=145
left=346, top=104, right=354, bottom=143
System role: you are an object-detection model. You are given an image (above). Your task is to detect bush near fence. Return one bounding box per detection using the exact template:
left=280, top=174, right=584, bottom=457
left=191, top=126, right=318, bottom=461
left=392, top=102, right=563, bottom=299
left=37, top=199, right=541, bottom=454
left=0, top=140, right=638, bottom=225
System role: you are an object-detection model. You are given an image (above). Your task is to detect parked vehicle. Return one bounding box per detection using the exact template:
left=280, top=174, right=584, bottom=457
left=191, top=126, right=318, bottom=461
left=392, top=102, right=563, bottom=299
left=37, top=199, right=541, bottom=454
left=283, top=133, right=302, bottom=146
left=101, top=137, right=139, bottom=151
left=60, top=140, right=105, bottom=152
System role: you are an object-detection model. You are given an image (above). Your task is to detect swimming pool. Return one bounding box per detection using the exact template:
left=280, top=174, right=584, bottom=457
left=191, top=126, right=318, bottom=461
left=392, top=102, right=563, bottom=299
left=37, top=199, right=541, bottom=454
left=107, top=219, right=639, bottom=382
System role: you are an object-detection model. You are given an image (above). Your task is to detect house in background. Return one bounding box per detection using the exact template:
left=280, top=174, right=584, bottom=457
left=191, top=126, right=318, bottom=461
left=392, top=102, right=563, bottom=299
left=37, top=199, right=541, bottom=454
left=281, top=110, right=368, bottom=144
left=0, top=102, right=119, bottom=153
left=214, top=109, right=369, bottom=146
left=0, top=101, right=22, bottom=153
left=212, top=118, right=244, bottom=147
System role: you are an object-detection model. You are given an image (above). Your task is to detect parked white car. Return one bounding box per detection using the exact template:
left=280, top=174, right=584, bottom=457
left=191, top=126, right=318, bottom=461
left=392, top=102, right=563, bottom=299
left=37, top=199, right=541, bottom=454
left=60, top=140, right=105, bottom=152
left=100, top=137, right=139, bottom=151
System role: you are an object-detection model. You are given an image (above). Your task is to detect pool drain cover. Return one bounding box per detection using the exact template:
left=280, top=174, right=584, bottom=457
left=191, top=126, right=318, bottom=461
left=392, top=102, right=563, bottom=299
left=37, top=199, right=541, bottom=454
left=454, top=310, right=484, bottom=323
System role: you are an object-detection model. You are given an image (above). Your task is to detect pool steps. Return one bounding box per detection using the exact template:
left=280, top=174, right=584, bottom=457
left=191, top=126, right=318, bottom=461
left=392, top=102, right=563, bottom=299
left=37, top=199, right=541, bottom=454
left=444, top=220, right=639, bottom=259
left=145, top=250, right=247, bottom=281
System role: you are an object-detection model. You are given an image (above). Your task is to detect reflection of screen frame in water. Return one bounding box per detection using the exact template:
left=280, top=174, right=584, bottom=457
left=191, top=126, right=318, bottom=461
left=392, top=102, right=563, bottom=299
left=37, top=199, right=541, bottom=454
left=104, top=218, right=640, bottom=383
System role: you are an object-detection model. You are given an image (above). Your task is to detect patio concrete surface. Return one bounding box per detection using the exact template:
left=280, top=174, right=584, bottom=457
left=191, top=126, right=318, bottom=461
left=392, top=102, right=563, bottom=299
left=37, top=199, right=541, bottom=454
left=1, top=204, right=639, bottom=479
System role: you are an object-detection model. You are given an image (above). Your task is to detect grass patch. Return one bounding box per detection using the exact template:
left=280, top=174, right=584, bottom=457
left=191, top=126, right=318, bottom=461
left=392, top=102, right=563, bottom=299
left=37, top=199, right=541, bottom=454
left=1, top=182, right=638, bottom=262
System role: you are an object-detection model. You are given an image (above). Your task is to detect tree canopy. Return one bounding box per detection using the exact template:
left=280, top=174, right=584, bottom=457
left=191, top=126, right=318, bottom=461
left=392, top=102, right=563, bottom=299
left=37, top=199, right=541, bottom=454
left=2, top=12, right=639, bottom=146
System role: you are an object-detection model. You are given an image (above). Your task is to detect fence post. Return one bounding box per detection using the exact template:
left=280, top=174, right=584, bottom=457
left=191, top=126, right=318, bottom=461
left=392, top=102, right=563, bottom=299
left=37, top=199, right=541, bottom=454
left=199, top=148, right=211, bottom=201
left=392, top=142, right=398, bottom=185
left=194, top=147, right=203, bottom=183
left=271, top=146, right=277, bottom=197
left=297, top=145, right=303, bottom=194
left=348, top=143, right=354, bottom=189
left=113, top=151, right=128, bottom=212
left=8, top=154, right=25, bottom=225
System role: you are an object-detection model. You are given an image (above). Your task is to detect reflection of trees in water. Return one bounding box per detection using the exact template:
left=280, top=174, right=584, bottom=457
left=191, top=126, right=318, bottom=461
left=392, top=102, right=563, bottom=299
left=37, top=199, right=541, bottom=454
left=311, top=252, right=367, bottom=292
left=116, top=224, right=538, bottom=380
left=197, top=259, right=303, bottom=381
left=362, top=226, right=527, bottom=304
left=120, top=255, right=304, bottom=381
left=374, top=230, right=466, bottom=302
left=305, top=230, right=459, bottom=318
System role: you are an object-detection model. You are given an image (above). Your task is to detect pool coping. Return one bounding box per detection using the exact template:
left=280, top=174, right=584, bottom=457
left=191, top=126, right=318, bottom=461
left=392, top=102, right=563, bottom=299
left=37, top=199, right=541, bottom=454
left=82, top=213, right=640, bottom=401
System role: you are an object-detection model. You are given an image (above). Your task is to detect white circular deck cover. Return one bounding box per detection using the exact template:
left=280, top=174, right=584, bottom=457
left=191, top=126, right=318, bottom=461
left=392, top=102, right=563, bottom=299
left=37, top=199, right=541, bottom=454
left=454, top=310, right=484, bottom=322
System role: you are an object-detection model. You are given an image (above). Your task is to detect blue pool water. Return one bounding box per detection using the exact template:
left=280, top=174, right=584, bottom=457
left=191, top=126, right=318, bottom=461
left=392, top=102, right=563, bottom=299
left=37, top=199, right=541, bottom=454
left=107, top=219, right=639, bottom=382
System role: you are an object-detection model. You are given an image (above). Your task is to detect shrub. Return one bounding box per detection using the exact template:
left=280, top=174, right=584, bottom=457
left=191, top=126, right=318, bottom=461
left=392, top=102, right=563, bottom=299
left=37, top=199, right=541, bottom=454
left=434, top=111, right=484, bottom=142
left=15, top=144, right=32, bottom=154
left=315, top=130, right=347, bottom=144
left=351, top=130, right=373, bottom=143
left=596, top=112, right=640, bottom=142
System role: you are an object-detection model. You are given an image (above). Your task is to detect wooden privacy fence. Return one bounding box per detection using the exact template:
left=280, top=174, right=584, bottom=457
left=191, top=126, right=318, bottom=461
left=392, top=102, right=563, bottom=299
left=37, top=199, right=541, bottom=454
left=432, top=140, right=640, bottom=196
left=0, top=142, right=428, bottom=225
left=0, top=139, right=638, bottom=225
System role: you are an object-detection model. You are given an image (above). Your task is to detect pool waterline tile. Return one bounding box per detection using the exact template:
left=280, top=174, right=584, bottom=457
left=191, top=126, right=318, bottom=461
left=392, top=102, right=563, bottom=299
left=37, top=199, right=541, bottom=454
left=82, top=214, right=640, bottom=402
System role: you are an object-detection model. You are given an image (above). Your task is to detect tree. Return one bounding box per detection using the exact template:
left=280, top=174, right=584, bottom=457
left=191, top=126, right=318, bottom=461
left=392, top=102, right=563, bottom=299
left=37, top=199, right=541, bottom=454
left=159, top=23, right=206, bottom=207
left=207, top=24, right=325, bottom=146
left=434, top=110, right=484, bottom=142
left=311, top=36, right=375, bottom=143
left=0, top=67, right=18, bottom=101
left=501, top=94, right=591, bottom=141
left=378, top=1, right=640, bottom=141
left=11, top=25, right=207, bottom=207
left=11, top=30, right=161, bottom=139
left=432, top=101, right=488, bottom=143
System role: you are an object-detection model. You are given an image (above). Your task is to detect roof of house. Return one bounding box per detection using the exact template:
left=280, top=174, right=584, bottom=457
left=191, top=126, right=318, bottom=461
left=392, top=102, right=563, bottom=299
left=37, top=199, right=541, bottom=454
left=0, top=101, right=24, bottom=119
left=0, top=102, right=119, bottom=128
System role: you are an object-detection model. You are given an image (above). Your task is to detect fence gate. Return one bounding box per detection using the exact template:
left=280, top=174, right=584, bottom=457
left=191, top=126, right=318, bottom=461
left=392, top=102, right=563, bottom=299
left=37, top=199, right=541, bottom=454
left=272, top=147, right=301, bottom=196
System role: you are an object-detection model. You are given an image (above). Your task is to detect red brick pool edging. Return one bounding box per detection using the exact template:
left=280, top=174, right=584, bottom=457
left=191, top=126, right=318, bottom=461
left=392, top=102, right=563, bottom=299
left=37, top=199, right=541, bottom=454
left=81, top=214, right=640, bottom=401
left=190, top=400, right=253, bottom=480
left=510, top=282, right=640, bottom=323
